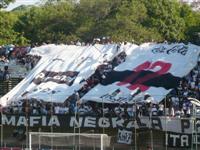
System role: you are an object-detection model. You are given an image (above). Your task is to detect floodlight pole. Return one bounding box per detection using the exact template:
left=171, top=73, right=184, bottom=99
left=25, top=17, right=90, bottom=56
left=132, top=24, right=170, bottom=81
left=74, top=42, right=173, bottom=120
left=192, top=103, right=198, bottom=150
left=77, top=101, right=80, bottom=150
left=165, top=95, right=167, bottom=150
left=0, top=107, right=3, bottom=148
left=195, top=105, right=197, bottom=150
left=39, top=128, right=41, bottom=150
left=29, top=132, right=32, bottom=150
left=50, top=92, right=53, bottom=150
left=134, top=97, right=137, bottom=150
left=102, top=98, right=105, bottom=134
left=188, top=97, right=199, bottom=150
left=25, top=96, right=29, bottom=149
left=101, top=134, right=104, bottom=150
left=73, top=107, right=76, bottom=150
left=150, top=102, right=153, bottom=150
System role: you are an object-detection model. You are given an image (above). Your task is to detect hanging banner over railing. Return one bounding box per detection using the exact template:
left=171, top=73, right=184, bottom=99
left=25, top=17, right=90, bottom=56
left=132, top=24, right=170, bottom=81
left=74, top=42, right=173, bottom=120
left=165, top=132, right=192, bottom=148
left=117, top=129, right=132, bottom=144
left=1, top=114, right=200, bottom=134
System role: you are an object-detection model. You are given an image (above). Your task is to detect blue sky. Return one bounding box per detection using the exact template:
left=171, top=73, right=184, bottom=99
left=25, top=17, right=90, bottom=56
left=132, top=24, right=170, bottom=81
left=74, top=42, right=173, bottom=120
left=6, top=0, right=40, bottom=11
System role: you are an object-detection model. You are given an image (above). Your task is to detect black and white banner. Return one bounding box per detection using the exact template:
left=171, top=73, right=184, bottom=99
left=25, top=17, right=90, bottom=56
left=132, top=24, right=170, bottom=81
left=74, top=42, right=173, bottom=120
left=1, top=114, right=200, bottom=134
left=0, top=43, right=199, bottom=106
left=1, top=44, right=135, bottom=106
left=165, top=132, right=192, bottom=148
left=82, top=43, right=200, bottom=103
left=117, top=129, right=132, bottom=144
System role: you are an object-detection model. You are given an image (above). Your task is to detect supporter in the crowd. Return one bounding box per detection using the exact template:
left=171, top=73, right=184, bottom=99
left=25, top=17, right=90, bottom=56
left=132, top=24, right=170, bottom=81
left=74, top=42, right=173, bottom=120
left=151, top=104, right=158, bottom=116
left=114, top=104, right=122, bottom=117
left=101, top=37, right=107, bottom=44
left=0, top=68, right=3, bottom=79
left=182, top=100, right=188, bottom=117
left=93, top=38, right=101, bottom=44
left=158, top=103, right=164, bottom=116
left=141, top=103, right=147, bottom=116
left=1, top=65, right=9, bottom=80
left=76, top=40, right=82, bottom=46
left=102, top=105, right=109, bottom=117
left=0, top=104, right=2, bottom=113
left=40, top=103, right=48, bottom=115
left=54, top=104, right=60, bottom=115
left=78, top=103, right=87, bottom=115
left=62, top=103, right=69, bottom=114
left=127, top=105, right=134, bottom=118
left=119, top=103, right=125, bottom=118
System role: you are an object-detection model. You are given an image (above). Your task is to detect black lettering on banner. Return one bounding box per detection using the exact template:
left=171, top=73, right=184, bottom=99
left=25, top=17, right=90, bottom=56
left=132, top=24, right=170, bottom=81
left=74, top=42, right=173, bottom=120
left=151, top=45, right=188, bottom=56
left=152, top=46, right=166, bottom=54
left=181, top=119, right=190, bottom=133
left=166, top=45, right=188, bottom=55
left=0, top=114, right=198, bottom=135
left=33, top=70, right=79, bottom=85
left=165, top=132, right=191, bottom=148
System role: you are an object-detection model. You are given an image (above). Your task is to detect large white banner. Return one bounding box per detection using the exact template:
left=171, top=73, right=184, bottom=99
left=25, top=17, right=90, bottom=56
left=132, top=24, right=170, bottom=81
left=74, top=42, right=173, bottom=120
left=82, top=43, right=200, bottom=103
left=1, top=43, right=199, bottom=106
left=0, top=43, right=136, bottom=106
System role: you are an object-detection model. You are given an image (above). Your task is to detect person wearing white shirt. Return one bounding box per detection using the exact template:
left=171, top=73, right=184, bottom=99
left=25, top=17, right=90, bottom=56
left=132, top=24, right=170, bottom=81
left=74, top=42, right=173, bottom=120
left=114, top=105, right=121, bottom=116
left=103, top=107, right=109, bottom=116
left=158, top=104, right=164, bottom=116
left=54, top=105, right=60, bottom=114
left=78, top=104, right=86, bottom=115
left=151, top=104, right=158, bottom=116
left=127, top=105, right=134, bottom=118
left=84, top=104, right=92, bottom=114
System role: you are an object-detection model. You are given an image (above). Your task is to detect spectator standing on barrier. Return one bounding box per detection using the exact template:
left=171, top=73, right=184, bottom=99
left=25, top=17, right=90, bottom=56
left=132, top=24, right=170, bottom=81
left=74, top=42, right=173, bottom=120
left=0, top=104, right=2, bottom=113
left=151, top=104, right=158, bottom=116
left=0, top=68, right=3, bottom=79
left=182, top=100, right=187, bottom=116
left=2, top=65, right=10, bottom=80
left=158, top=103, right=164, bottom=116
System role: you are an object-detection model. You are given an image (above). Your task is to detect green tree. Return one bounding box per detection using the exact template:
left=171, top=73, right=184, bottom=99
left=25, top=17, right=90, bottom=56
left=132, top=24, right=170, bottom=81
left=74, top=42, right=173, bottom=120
left=180, top=3, right=200, bottom=44
left=104, top=0, right=162, bottom=43
left=0, top=11, right=28, bottom=45
left=0, top=0, right=15, bottom=9
left=15, top=2, right=76, bottom=44
left=5, top=0, right=200, bottom=45
left=75, top=0, right=161, bottom=43
left=142, top=0, right=186, bottom=42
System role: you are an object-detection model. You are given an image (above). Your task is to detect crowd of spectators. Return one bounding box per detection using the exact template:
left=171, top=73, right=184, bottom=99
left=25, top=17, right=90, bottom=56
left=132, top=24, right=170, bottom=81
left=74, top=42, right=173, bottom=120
left=0, top=94, right=197, bottom=119
left=0, top=45, right=41, bottom=79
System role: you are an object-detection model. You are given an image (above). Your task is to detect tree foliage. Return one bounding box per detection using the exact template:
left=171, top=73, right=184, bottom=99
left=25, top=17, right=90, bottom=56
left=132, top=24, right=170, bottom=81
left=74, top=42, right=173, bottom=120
left=15, top=2, right=76, bottom=44
left=0, top=11, right=28, bottom=45
left=0, top=0, right=200, bottom=45
left=0, top=0, right=15, bottom=9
